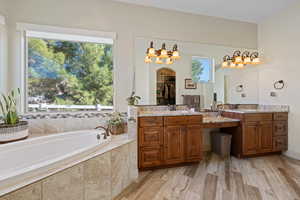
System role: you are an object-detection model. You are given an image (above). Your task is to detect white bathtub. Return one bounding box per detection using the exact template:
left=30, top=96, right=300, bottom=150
left=0, top=130, right=111, bottom=196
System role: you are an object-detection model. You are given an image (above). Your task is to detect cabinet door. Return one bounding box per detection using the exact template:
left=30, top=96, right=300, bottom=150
left=259, top=121, right=273, bottom=153
left=186, top=125, right=202, bottom=161
left=139, top=147, right=163, bottom=168
left=164, top=126, right=185, bottom=165
left=243, top=122, right=259, bottom=155
left=139, top=127, right=163, bottom=147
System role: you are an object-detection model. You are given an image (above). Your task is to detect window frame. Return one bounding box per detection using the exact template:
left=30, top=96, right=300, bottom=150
left=191, top=56, right=215, bottom=84
left=17, top=23, right=117, bottom=113
left=0, top=15, right=6, bottom=94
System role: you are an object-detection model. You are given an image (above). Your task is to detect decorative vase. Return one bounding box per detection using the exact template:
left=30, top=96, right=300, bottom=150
left=109, top=123, right=127, bottom=135
left=0, top=121, right=29, bottom=143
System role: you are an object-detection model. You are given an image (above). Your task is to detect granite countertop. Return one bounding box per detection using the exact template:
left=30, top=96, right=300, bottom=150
left=203, top=116, right=240, bottom=123
left=222, top=109, right=289, bottom=114
left=138, top=111, right=240, bottom=124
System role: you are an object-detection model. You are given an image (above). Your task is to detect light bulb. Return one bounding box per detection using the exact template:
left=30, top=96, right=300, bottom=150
left=148, top=48, right=156, bottom=57
left=234, top=56, right=243, bottom=64
left=222, top=61, right=229, bottom=68
left=243, top=57, right=251, bottom=64
left=159, top=49, right=168, bottom=58
left=252, top=57, right=260, bottom=65
left=144, top=56, right=152, bottom=63
left=171, top=51, right=180, bottom=60
left=155, top=57, right=163, bottom=64
left=166, top=57, right=174, bottom=65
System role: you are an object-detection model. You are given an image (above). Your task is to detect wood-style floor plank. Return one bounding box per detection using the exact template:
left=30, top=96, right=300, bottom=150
left=202, top=174, right=218, bottom=200
left=114, top=154, right=300, bottom=200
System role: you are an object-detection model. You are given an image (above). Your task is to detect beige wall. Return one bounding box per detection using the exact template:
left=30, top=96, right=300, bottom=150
left=3, top=0, right=257, bottom=111
left=258, top=2, right=300, bottom=159
left=0, top=0, right=8, bottom=15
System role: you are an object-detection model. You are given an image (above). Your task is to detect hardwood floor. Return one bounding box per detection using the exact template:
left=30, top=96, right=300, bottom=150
left=114, top=153, right=300, bottom=200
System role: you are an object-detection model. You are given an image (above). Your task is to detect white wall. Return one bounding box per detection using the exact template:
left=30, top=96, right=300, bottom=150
left=135, top=37, right=258, bottom=108
left=2, top=0, right=257, bottom=112
left=258, top=2, right=300, bottom=159
left=215, top=67, right=260, bottom=104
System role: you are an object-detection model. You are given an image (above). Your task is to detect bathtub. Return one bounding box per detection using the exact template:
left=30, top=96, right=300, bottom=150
left=0, top=129, right=111, bottom=196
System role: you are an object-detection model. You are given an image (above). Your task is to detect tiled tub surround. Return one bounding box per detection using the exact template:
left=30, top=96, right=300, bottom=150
left=0, top=133, right=137, bottom=200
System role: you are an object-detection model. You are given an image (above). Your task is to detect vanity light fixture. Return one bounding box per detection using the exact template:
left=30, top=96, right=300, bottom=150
left=144, top=41, right=180, bottom=65
left=222, top=50, right=261, bottom=69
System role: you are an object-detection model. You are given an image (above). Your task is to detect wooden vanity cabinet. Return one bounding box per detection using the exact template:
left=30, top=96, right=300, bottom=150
left=138, top=115, right=202, bottom=169
left=222, top=112, right=288, bottom=157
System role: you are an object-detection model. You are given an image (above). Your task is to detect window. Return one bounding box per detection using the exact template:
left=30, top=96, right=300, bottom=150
left=191, top=57, right=214, bottom=83
left=26, top=30, right=114, bottom=112
left=0, top=15, right=5, bottom=94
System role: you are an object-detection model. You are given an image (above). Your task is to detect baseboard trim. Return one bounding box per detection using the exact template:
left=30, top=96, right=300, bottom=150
left=283, top=150, right=300, bottom=160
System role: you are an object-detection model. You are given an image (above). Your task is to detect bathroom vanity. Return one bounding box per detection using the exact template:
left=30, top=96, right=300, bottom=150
left=137, top=110, right=240, bottom=170
left=136, top=106, right=289, bottom=170
left=222, top=110, right=288, bottom=158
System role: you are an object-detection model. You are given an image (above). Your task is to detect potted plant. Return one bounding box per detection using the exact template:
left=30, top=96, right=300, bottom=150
left=0, top=89, right=29, bottom=143
left=126, top=92, right=141, bottom=118
left=126, top=92, right=141, bottom=106
left=107, top=112, right=127, bottom=135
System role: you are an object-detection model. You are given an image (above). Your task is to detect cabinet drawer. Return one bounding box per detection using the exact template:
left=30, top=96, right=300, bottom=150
left=139, top=117, right=163, bottom=127
left=244, top=113, right=273, bottom=122
left=273, top=121, right=288, bottom=136
left=273, top=113, right=288, bottom=121
left=139, top=127, right=163, bottom=147
left=139, top=147, right=163, bottom=168
left=164, top=116, right=188, bottom=126
left=187, top=115, right=203, bottom=124
left=273, top=136, right=288, bottom=151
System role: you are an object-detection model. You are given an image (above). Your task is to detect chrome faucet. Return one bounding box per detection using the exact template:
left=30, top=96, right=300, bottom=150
left=95, top=126, right=110, bottom=140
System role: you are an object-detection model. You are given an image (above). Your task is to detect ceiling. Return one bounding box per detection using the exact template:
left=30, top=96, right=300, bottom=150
left=112, top=0, right=297, bottom=23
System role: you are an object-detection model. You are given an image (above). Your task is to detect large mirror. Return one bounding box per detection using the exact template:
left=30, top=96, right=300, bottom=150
left=134, top=37, right=259, bottom=109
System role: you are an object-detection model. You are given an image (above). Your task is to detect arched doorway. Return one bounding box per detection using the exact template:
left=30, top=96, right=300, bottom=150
left=156, top=68, right=176, bottom=105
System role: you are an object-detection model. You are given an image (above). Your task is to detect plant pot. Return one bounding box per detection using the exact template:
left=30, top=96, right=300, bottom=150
left=109, top=123, right=127, bottom=135
left=0, top=121, right=29, bottom=143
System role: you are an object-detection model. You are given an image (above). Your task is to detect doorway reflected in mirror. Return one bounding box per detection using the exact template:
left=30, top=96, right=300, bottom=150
left=156, top=68, right=176, bottom=105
